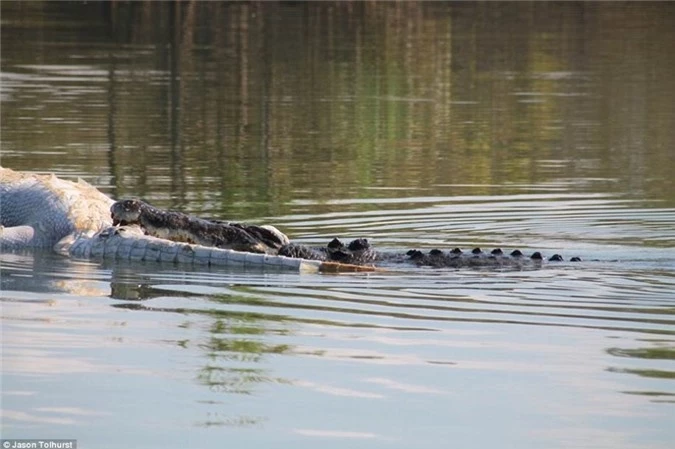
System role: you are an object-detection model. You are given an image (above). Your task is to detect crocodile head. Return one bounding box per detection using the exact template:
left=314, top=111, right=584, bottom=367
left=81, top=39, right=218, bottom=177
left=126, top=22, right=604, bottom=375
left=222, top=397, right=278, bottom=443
left=111, top=199, right=144, bottom=226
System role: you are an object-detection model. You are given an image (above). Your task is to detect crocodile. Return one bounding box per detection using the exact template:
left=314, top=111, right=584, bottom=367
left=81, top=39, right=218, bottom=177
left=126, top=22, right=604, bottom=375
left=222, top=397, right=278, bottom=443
left=2, top=167, right=581, bottom=272
left=110, top=198, right=581, bottom=268
left=277, top=238, right=581, bottom=267
left=0, top=167, right=347, bottom=272
left=110, top=198, right=289, bottom=254
left=54, top=224, right=344, bottom=272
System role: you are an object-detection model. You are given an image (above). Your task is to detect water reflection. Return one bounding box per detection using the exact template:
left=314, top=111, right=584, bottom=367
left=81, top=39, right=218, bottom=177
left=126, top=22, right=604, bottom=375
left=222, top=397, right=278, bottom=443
left=2, top=244, right=674, bottom=446
left=2, top=2, right=674, bottom=215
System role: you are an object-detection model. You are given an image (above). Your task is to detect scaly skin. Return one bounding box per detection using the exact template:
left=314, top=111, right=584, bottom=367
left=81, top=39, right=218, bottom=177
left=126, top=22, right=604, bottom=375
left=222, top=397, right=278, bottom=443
left=110, top=199, right=287, bottom=254
left=111, top=199, right=582, bottom=268
left=55, top=225, right=328, bottom=272
left=279, top=238, right=581, bottom=268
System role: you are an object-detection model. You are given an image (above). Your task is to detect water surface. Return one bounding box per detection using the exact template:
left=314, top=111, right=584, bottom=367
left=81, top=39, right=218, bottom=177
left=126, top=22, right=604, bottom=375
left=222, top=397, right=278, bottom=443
left=1, top=3, right=674, bottom=449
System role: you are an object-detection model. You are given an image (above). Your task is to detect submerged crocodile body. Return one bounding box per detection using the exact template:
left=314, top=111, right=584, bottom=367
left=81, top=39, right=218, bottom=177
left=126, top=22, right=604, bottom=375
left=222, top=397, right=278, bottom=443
left=110, top=198, right=581, bottom=268
left=278, top=238, right=581, bottom=267
left=2, top=167, right=581, bottom=272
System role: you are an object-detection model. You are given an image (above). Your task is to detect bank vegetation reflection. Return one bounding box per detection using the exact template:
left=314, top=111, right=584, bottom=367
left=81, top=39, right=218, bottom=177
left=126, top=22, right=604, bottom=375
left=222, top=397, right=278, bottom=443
left=3, top=2, right=674, bottom=213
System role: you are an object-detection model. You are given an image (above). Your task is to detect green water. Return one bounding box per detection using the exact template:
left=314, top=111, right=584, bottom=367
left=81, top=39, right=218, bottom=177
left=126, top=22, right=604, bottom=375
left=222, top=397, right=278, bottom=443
left=1, top=3, right=674, bottom=449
